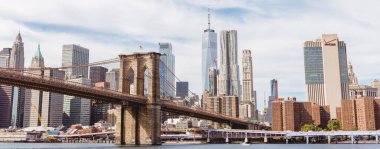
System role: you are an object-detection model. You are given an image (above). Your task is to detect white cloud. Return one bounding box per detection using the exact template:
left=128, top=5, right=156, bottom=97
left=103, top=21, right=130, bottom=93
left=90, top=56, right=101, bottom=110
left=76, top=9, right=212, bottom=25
left=0, top=0, right=379, bottom=111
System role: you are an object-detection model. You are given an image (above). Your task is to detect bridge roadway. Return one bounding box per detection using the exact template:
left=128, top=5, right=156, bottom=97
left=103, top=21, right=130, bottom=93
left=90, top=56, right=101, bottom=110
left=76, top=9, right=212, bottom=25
left=0, top=69, right=251, bottom=127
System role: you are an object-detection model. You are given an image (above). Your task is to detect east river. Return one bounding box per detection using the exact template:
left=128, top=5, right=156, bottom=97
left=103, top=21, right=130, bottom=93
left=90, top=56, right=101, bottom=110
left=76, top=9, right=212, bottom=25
left=0, top=143, right=380, bottom=149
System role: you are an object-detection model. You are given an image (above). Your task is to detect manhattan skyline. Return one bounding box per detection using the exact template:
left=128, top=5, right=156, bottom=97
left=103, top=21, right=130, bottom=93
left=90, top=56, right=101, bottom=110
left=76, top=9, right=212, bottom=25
left=0, top=0, right=379, bottom=111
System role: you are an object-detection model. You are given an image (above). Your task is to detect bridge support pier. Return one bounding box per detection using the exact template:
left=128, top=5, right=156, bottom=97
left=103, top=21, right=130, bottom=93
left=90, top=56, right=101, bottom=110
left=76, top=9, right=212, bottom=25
left=244, top=132, right=248, bottom=143
left=207, top=131, right=210, bottom=143
left=264, top=133, right=268, bottom=143
left=306, top=135, right=309, bottom=144
left=328, top=136, right=331, bottom=144
left=115, top=104, right=161, bottom=145
left=351, top=135, right=354, bottom=144
left=225, top=132, right=229, bottom=143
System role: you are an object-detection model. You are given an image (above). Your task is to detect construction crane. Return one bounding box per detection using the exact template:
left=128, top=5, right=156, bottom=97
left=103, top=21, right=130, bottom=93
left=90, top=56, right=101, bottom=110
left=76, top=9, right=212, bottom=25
left=32, top=105, right=61, bottom=142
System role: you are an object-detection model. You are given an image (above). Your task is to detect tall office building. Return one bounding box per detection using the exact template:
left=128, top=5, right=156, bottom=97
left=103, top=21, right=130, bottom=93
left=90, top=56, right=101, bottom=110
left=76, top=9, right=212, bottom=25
left=240, top=49, right=257, bottom=121
left=91, top=82, right=112, bottom=125
left=304, top=34, right=349, bottom=118
left=24, top=45, right=45, bottom=127
left=9, top=32, right=24, bottom=69
left=42, top=69, right=65, bottom=127
left=106, top=68, right=119, bottom=91
left=159, top=42, right=175, bottom=98
left=89, top=66, right=108, bottom=125
left=219, top=30, right=240, bottom=96
left=270, top=79, right=278, bottom=99
left=0, top=48, right=13, bottom=128
left=23, top=46, right=65, bottom=127
left=176, top=82, right=189, bottom=98
left=208, top=67, right=218, bottom=96
left=62, top=44, right=90, bottom=126
left=202, top=8, right=217, bottom=93
left=63, top=77, right=91, bottom=126
left=62, top=44, right=89, bottom=78
left=0, top=48, right=11, bottom=67
left=266, top=79, right=278, bottom=123
left=10, top=32, right=25, bottom=127
left=90, top=66, right=108, bottom=84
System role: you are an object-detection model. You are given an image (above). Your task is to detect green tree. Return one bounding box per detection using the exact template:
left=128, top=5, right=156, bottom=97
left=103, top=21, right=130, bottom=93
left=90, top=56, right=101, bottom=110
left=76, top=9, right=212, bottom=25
left=301, top=124, right=322, bottom=132
left=327, top=120, right=341, bottom=131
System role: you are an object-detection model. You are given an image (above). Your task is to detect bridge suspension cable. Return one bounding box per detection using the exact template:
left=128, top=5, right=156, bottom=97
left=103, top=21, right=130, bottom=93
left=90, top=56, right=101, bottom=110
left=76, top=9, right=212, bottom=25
left=158, top=60, right=197, bottom=97
left=0, top=58, right=119, bottom=71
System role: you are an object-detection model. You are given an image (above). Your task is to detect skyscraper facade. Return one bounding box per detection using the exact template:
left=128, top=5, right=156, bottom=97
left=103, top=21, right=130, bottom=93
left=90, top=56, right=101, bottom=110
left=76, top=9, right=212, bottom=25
left=304, top=34, right=349, bottom=118
left=159, top=42, right=175, bottom=98
left=219, top=30, right=240, bottom=96
left=62, top=44, right=89, bottom=78
left=106, top=68, right=119, bottom=91
left=62, top=44, right=90, bottom=126
left=266, top=79, right=278, bottom=123
left=208, top=67, right=218, bottom=96
left=10, top=32, right=25, bottom=127
left=63, top=77, right=91, bottom=126
left=91, top=82, right=112, bottom=125
left=240, top=49, right=257, bottom=121
left=90, top=66, right=108, bottom=84
left=202, top=8, right=217, bottom=93
left=42, top=69, right=65, bottom=127
left=176, top=82, right=188, bottom=98
left=270, top=79, right=278, bottom=99
left=0, top=48, right=13, bottom=128
left=24, top=45, right=45, bottom=127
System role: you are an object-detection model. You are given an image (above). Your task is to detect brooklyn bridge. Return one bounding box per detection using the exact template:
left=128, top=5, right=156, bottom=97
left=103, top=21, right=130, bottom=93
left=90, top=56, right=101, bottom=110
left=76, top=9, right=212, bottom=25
left=0, top=52, right=257, bottom=145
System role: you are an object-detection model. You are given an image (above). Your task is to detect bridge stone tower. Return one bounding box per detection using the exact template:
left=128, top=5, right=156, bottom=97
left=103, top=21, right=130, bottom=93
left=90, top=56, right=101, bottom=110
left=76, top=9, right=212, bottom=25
left=115, top=52, right=161, bottom=145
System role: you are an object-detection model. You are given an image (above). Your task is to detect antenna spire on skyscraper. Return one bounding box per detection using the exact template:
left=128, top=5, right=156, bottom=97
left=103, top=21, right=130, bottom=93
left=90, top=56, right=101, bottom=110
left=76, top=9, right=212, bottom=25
left=208, top=6, right=211, bottom=30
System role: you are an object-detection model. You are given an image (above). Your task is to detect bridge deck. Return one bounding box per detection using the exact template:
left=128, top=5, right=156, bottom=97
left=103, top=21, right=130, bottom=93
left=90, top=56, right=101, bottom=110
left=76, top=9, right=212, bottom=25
left=161, top=101, right=251, bottom=126
left=0, top=70, right=146, bottom=104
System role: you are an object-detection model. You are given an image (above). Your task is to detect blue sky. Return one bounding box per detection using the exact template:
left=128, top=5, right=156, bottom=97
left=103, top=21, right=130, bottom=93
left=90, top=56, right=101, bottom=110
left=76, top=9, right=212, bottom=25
left=0, top=0, right=380, bottom=112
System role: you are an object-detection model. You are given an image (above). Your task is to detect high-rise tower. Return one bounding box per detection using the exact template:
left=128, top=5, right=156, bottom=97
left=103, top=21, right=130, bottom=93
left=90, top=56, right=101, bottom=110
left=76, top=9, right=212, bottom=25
left=202, top=7, right=217, bottom=93
left=24, top=44, right=45, bottom=127
left=0, top=48, right=13, bottom=128
left=304, top=34, right=349, bottom=119
left=266, top=79, right=278, bottom=123
left=62, top=44, right=89, bottom=79
left=10, top=32, right=25, bottom=127
left=240, top=49, right=257, bottom=120
left=219, top=30, right=240, bottom=96
left=159, top=42, right=175, bottom=98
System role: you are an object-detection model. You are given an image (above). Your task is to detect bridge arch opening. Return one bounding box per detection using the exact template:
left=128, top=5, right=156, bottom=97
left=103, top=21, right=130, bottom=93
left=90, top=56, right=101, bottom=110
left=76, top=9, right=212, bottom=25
left=143, top=66, right=149, bottom=98
left=128, top=68, right=134, bottom=95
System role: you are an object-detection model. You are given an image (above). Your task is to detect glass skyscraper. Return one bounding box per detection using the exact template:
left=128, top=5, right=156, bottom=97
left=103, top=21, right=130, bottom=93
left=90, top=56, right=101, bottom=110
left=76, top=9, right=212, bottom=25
left=202, top=8, right=217, bottom=93
left=266, top=79, right=278, bottom=123
left=159, top=42, right=175, bottom=98
left=304, top=34, right=349, bottom=119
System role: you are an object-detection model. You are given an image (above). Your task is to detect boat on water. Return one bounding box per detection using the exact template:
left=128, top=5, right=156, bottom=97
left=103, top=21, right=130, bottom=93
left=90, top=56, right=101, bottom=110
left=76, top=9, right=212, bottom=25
left=241, top=142, right=250, bottom=146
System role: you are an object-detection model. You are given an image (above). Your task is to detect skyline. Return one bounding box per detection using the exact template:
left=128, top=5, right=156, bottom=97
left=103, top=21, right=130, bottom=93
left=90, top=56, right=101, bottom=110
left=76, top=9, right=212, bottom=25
left=1, top=0, right=380, bottom=111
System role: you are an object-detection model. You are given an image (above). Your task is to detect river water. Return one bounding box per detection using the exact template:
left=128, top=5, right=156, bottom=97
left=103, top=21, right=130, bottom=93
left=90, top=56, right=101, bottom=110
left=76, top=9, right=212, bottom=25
left=0, top=143, right=379, bottom=149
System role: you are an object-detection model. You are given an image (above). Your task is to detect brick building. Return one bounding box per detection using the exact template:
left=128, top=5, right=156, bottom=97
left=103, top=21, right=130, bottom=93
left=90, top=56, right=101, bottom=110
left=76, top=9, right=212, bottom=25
left=202, top=93, right=239, bottom=118
left=272, top=99, right=330, bottom=131
left=337, top=97, right=380, bottom=131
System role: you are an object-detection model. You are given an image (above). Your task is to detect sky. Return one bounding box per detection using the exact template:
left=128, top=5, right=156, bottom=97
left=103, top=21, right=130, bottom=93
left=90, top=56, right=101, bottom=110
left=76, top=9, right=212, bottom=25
left=0, top=0, right=380, bottom=112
